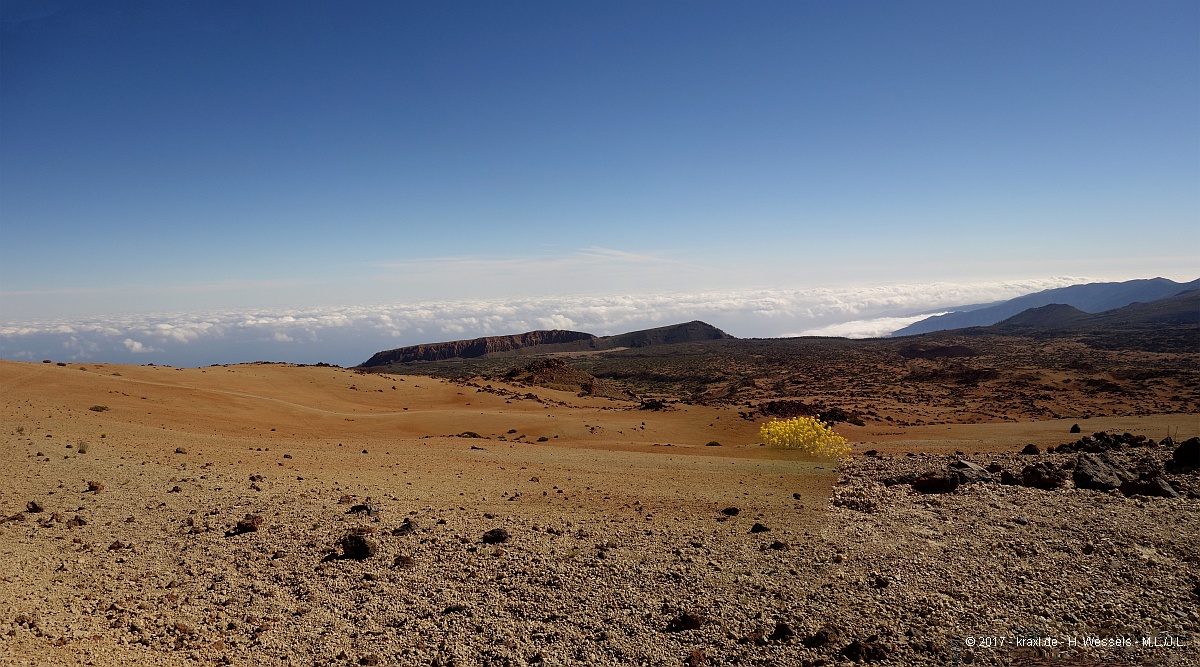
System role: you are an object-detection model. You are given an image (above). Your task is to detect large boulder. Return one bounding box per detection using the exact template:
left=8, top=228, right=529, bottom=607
left=1172, top=437, right=1199, bottom=469
left=1073, top=453, right=1123, bottom=491
left=948, top=460, right=993, bottom=484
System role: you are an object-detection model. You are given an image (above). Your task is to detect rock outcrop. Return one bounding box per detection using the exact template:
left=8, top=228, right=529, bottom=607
left=360, top=330, right=597, bottom=366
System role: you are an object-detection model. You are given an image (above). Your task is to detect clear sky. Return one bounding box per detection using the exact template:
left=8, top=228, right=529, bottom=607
left=1, top=1, right=1197, bottom=365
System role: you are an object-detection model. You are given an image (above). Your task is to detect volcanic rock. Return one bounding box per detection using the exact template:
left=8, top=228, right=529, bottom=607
left=1073, top=453, right=1123, bottom=491
left=910, top=473, right=959, bottom=494
left=481, top=528, right=510, bottom=544
left=948, top=460, right=992, bottom=484
left=1172, top=437, right=1199, bottom=468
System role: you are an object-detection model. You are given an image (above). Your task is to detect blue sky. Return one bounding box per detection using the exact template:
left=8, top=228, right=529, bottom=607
left=1, top=1, right=1197, bottom=365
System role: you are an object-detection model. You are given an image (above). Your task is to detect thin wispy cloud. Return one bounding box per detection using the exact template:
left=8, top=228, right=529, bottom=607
left=0, top=277, right=1086, bottom=367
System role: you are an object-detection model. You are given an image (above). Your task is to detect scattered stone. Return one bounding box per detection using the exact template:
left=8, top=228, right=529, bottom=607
left=347, top=503, right=380, bottom=517
left=841, top=636, right=889, bottom=662
left=873, top=574, right=891, bottom=588
left=169, top=485, right=182, bottom=493
left=481, top=528, right=510, bottom=544
left=768, top=541, right=788, bottom=551
left=393, top=554, right=415, bottom=569
left=1070, top=423, right=1081, bottom=433
left=750, top=522, right=770, bottom=533
left=720, top=507, right=740, bottom=516
left=665, top=612, right=703, bottom=632
left=803, top=627, right=839, bottom=648
left=175, top=447, right=187, bottom=454
left=1021, top=443, right=1041, bottom=455
left=686, top=648, right=707, bottom=666
left=768, top=621, right=795, bottom=642
left=358, top=656, right=380, bottom=667
left=228, top=514, right=262, bottom=536
left=910, top=472, right=959, bottom=494
left=86, top=481, right=103, bottom=493
left=340, top=533, right=378, bottom=560
left=338, top=494, right=353, bottom=504
left=25, top=501, right=43, bottom=513
left=387, top=518, right=416, bottom=536
left=66, top=515, right=87, bottom=528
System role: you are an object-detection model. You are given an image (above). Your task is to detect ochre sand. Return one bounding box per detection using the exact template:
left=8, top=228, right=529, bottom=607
left=1, top=360, right=1196, bottom=666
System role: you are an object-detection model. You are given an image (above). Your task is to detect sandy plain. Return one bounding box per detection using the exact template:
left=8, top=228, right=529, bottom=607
left=0, top=359, right=1196, bottom=666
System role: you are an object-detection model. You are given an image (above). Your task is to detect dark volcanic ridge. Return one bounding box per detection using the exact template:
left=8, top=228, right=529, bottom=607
left=359, top=321, right=732, bottom=367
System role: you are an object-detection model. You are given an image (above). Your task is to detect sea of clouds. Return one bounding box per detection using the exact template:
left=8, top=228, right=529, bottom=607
left=0, top=277, right=1085, bottom=367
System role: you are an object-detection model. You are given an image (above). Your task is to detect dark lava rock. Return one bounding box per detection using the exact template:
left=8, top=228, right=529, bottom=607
left=804, top=627, right=839, bottom=648
left=948, top=460, right=992, bottom=484
left=340, top=533, right=378, bottom=560
left=1019, top=462, right=1070, bottom=490
left=1120, top=476, right=1180, bottom=498
left=391, top=518, right=417, bottom=536
left=841, top=636, right=889, bottom=662
left=1073, top=453, right=1123, bottom=491
left=481, top=528, right=510, bottom=544
left=665, top=612, right=704, bottom=632
left=720, top=507, right=740, bottom=516
left=1070, top=424, right=1081, bottom=434
left=910, top=472, right=959, bottom=494
left=347, top=503, right=380, bottom=517
left=25, top=501, right=43, bottom=513
left=1172, top=437, right=1199, bottom=469
left=768, top=622, right=795, bottom=642
left=750, top=522, right=770, bottom=533
left=1021, top=443, right=1041, bottom=455
left=228, top=514, right=262, bottom=536
left=873, top=575, right=891, bottom=588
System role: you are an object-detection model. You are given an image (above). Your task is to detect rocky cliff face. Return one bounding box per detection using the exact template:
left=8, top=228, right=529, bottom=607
left=360, top=330, right=597, bottom=366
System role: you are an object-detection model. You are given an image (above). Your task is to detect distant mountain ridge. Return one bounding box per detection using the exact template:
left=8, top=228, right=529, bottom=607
left=359, top=320, right=733, bottom=367
left=893, top=277, right=1200, bottom=336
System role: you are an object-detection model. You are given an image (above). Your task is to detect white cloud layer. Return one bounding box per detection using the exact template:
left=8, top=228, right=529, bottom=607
left=0, top=277, right=1086, bottom=367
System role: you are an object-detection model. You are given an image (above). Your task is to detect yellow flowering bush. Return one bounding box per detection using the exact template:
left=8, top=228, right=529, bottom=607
left=760, top=416, right=851, bottom=459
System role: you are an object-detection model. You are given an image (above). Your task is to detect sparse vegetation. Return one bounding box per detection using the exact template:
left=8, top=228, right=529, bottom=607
left=760, top=417, right=851, bottom=459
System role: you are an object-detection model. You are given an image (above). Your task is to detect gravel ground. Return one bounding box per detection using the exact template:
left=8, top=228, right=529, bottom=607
left=1, top=437, right=1197, bottom=667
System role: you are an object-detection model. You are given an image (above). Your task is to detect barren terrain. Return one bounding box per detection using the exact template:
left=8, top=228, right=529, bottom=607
left=1, top=356, right=1197, bottom=666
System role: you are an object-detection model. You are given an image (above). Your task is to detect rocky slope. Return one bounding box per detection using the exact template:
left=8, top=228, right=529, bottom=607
left=360, top=330, right=596, bottom=366
left=359, top=321, right=734, bottom=368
